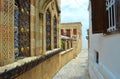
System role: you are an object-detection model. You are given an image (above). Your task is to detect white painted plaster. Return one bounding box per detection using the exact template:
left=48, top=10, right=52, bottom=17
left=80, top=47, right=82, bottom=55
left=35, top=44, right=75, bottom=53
left=88, top=1, right=120, bottom=79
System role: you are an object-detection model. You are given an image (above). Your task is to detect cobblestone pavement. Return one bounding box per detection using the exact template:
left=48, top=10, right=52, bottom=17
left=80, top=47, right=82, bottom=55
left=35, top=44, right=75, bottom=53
left=52, top=49, right=90, bottom=79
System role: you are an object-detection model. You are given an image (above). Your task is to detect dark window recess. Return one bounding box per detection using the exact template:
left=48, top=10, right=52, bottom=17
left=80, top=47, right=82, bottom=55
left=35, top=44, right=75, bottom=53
left=46, top=9, right=51, bottom=50
left=96, top=51, right=99, bottom=64
left=61, top=29, right=64, bottom=35
left=73, top=29, right=77, bottom=35
left=66, top=29, right=70, bottom=37
left=54, top=16, right=57, bottom=48
left=91, top=0, right=108, bottom=33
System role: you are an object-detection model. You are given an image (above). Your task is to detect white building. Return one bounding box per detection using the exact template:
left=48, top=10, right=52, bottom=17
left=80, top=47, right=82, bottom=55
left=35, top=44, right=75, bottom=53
left=89, top=0, right=120, bottom=79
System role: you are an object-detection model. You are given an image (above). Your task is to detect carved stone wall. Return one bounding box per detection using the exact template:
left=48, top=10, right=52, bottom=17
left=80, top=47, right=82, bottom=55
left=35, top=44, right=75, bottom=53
left=0, top=0, right=61, bottom=67
left=0, top=0, right=14, bottom=66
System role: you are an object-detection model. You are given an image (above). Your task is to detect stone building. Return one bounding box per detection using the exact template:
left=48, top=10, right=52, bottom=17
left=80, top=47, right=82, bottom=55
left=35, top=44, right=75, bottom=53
left=61, top=22, right=82, bottom=39
left=0, top=0, right=61, bottom=78
left=0, top=0, right=82, bottom=79
left=0, top=0, right=61, bottom=66
left=60, top=22, right=82, bottom=55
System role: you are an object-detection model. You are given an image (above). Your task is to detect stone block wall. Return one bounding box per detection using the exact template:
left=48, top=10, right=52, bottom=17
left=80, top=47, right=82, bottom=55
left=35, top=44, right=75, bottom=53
left=15, top=48, right=80, bottom=79
left=59, top=49, right=74, bottom=67
left=16, top=54, right=60, bottom=79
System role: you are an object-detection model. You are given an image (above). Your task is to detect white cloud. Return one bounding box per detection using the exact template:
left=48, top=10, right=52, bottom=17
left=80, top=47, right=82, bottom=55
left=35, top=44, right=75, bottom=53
left=61, top=0, right=89, bottom=49
left=61, top=0, right=89, bottom=9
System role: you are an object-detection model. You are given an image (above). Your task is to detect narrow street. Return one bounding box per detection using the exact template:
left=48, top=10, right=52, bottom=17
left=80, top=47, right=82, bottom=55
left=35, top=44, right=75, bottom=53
left=52, top=49, right=90, bottom=79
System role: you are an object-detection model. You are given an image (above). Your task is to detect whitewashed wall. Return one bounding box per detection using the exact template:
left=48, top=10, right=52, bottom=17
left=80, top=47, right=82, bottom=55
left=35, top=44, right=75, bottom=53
left=88, top=1, right=120, bottom=79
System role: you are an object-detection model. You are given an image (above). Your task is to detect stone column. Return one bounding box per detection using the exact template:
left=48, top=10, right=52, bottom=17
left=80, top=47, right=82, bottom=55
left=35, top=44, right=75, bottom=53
left=39, top=13, right=44, bottom=55
left=42, top=13, right=46, bottom=54
left=30, top=0, right=35, bottom=56
left=69, top=40, right=71, bottom=48
left=51, top=10, right=54, bottom=50
left=35, top=6, right=41, bottom=56
left=71, top=40, right=72, bottom=48
left=65, top=40, right=67, bottom=50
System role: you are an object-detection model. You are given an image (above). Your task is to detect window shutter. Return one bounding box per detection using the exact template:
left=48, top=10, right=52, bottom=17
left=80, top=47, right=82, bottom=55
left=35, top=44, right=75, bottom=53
left=103, top=0, right=109, bottom=33
left=66, top=29, right=70, bottom=37
left=73, top=29, right=77, bottom=35
left=61, top=29, right=64, bottom=35
left=91, top=0, right=108, bottom=33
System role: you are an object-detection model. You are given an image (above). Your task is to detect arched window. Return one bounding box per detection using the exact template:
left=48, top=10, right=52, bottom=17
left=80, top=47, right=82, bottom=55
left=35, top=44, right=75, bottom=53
left=46, top=9, right=51, bottom=50
left=14, top=0, right=30, bottom=58
left=54, top=16, right=57, bottom=48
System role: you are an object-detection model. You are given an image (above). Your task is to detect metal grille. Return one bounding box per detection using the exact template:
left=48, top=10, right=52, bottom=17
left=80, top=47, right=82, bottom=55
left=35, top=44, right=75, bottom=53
left=46, top=9, right=51, bottom=50
left=106, top=0, right=117, bottom=32
left=14, top=0, right=30, bottom=58
left=54, top=16, right=57, bottom=48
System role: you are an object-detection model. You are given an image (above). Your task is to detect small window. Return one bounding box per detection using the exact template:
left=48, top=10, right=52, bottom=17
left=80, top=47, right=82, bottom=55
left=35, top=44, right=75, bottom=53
left=66, top=29, right=70, bottom=37
left=73, top=29, right=77, bottom=35
left=96, top=51, right=99, bottom=64
left=61, top=29, right=64, bottom=35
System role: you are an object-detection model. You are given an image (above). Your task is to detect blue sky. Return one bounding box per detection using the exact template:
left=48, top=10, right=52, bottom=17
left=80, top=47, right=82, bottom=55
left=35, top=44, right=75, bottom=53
left=61, top=0, right=89, bottom=49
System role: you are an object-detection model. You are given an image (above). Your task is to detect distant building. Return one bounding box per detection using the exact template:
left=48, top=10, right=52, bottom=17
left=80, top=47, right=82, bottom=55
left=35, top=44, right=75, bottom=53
left=61, top=22, right=82, bottom=40
left=60, top=22, right=82, bottom=54
left=89, top=0, right=120, bottom=79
